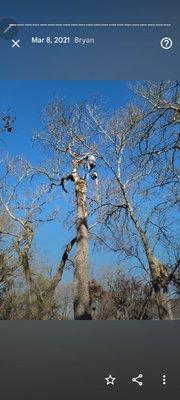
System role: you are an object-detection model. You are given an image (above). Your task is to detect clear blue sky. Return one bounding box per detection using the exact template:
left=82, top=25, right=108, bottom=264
left=1, top=80, right=135, bottom=281
left=0, top=80, right=133, bottom=161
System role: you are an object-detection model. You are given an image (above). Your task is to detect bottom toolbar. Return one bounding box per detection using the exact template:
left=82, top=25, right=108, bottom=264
left=105, top=373, right=167, bottom=388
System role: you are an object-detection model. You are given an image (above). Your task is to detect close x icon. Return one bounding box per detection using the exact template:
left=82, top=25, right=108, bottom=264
left=11, top=39, right=20, bottom=47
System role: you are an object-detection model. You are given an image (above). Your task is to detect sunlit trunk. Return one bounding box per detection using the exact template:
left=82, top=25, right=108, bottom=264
left=73, top=177, right=91, bottom=320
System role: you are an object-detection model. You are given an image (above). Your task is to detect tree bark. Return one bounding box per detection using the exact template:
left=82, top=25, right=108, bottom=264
left=73, top=177, right=91, bottom=319
left=20, top=251, right=39, bottom=319
left=153, top=283, right=173, bottom=320
left=15, top=223, right=39, bottom=319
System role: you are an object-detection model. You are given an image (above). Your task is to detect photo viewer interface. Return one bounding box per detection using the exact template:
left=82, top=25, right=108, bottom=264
left=0, top=1, right=180, bottom=399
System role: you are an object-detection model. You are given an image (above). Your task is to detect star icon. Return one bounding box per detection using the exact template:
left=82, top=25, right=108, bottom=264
left=105, top=374, right=116, bottom=386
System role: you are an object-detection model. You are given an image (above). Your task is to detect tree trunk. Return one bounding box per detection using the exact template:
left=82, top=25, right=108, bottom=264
left=73, top=178, right=91, bottom=320
left=143, top=253, right=172, bottom=320
left=153, top=283, right=173, bottom=320
left=20, top=251, right=39, bottom=319
left=134, top=224, right=173, bottom=320
left=120, top=189, right=173, bottom=320
left=129, top=211, right=172, bottom=320
left=42, top=237, right=76, bottom=320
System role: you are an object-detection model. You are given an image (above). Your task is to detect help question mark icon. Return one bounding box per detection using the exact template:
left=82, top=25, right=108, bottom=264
left=160, top=37, right=173, bottom=49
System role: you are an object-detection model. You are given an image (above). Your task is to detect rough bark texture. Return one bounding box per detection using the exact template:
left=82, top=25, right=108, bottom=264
left=149, top=258, right=173, bottom=320
left=73, top=177, right=91, bottom=320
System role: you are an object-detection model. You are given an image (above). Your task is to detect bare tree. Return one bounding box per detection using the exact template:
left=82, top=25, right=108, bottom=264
left=84, top=81, right=180, bottom=319
left=1, top=81, right=178, bottom=320
left=35, top=82, right=179, bottom=319
left=34, top=102, right=98, bottom=319
left=89, top=269, right=154, bottom=320
left=0, top=159, right=41, bottom=318
left=0, top=157, right=78, bottom=319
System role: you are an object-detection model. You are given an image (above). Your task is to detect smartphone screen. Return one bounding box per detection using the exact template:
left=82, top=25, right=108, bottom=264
left=0, top=1, right=179, bottom=399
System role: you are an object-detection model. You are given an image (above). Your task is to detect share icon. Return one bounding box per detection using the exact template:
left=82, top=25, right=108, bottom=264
left=132, top=373, right=143, bottom=386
